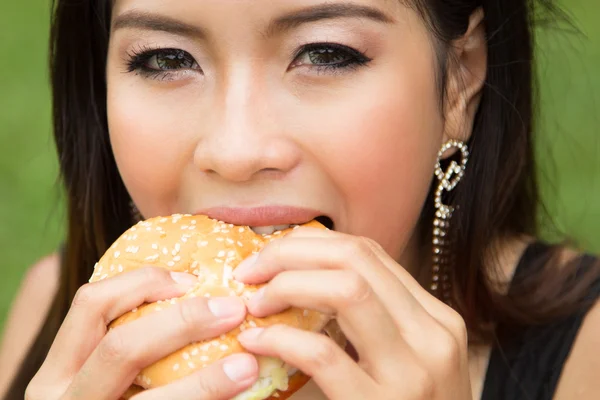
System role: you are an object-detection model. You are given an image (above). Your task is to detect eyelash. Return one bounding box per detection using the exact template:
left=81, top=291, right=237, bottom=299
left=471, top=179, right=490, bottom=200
left=125, top=42, right=372, bottom=80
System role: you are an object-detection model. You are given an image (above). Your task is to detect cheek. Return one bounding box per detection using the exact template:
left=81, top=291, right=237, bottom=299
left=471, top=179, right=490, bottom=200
left=106, top=76, right=197, bottom=215
left=301, top=59, right=442, bottom=258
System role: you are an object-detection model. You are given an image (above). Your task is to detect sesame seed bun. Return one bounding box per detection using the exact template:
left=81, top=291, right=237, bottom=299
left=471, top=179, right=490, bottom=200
left=90, top=214, right=344, bottom=400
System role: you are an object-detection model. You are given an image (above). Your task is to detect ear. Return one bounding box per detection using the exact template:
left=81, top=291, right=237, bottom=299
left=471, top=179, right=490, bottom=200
left=442, top=8, right=487, bottom=151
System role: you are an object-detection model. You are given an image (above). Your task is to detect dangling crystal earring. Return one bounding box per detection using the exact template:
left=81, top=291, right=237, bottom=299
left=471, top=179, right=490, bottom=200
left=130, top=200, right=143, bottom=222
left=432, top=140, right=469, bottom=306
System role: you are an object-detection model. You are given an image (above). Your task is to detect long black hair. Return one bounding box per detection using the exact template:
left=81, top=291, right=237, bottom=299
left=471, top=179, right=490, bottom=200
left=5, top=0, right=599, bottom=398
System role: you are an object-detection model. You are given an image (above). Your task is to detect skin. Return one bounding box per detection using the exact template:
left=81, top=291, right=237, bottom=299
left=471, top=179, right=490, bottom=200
left=14, top=0, right=600, bottom=399
left=105, top=0, right=486, bottom=398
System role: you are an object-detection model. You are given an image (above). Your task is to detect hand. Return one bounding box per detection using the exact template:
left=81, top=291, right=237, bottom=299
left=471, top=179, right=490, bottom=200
left=26, top=267, right=259, bottom=400
left=233, top=228, right=472, bottom=400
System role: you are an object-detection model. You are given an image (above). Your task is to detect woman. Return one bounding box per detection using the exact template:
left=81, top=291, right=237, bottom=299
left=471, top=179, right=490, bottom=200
left=2, top=0, right=599, bottom=398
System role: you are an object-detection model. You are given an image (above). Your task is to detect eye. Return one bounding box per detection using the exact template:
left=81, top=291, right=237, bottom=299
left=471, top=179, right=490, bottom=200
left=126, top=47, right=202, bottom=80
left=291, top=43, right=371, bottom=72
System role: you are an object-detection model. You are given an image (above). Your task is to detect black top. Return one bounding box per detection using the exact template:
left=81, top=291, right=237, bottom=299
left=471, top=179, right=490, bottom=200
left=481, top=242, right=600, bottom=400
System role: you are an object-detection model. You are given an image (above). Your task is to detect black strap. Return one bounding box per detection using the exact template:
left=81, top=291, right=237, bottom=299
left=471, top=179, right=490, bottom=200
left=481, top=244, right=600, bottom=400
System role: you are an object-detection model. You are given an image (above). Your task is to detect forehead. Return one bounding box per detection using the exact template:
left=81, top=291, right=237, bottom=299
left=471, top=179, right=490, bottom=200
left=111, top=0, right=408, bottom=27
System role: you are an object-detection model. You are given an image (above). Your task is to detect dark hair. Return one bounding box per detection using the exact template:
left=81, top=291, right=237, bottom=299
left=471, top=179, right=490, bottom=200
left=5, top=0, right=599, bottom=397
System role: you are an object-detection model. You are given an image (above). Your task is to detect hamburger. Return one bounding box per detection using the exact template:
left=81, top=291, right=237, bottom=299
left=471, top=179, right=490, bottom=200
left=89, top=214, right=346, bottom=400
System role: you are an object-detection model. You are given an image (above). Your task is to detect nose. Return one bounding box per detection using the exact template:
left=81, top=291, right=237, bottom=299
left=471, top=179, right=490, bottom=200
left=193, top=72, right=299, bottom=182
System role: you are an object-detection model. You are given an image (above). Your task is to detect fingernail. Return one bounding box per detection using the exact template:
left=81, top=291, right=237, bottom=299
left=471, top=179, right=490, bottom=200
left=237, top=328, right=265, bottom=344
left=234, top=253, right=259, bottom=279
left=170, top=272, right=198, bottom=288
left=223, top=354, right=257, bottom=382
left=208, top=297, right=245, bottom=318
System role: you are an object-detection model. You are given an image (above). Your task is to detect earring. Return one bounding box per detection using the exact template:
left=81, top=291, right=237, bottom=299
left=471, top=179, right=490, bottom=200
left=432, top=140, right=469, bottom=306
left=130, top=200, right=143, bottom=222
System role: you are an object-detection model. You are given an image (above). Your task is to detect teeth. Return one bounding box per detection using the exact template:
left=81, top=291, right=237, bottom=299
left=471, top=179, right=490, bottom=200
left=250, top=225, right=293, bottom=235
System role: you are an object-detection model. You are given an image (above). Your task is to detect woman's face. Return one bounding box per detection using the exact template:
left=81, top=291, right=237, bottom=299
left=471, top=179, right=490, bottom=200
left=106, top=0, right=457, bottom=270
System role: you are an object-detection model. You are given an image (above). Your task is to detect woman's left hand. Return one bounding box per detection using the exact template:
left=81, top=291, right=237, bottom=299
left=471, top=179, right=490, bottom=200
left=233, top=227, right=472, bottom=400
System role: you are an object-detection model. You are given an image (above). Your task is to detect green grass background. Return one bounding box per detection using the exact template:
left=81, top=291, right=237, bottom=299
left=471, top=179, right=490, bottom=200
left=0, top=1, right=599, bottom=332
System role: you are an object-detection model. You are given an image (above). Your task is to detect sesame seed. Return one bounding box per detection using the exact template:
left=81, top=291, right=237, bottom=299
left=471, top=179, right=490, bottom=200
left=191, top=220, right=197, bottom=225
left=132, top=307, right=138, bottom=313
left=114, top=251, right=120, bottom=258
left=167, top=261, right=175, bottom=267
left=163, top=247, right=168, bottom=255
left=191, top=348, right=199, bottom=356
left=199, top=241, right=208, bottom=247
left=248, top=320, right=257, bottom=328
left=216, top=237, right=224, bottom=242
left=118, top=265, right=124, bottom=272
left=183, top=352, right=190, bottom=360
left=220, top=344, right=229, bottom=351
left=188, top=361, right=196, bottom=369
left=174, top=255, right=181, bottom=261
left=152, top=244, right=159, bottom=250
left=175, top=243, right=181, bottom=252
left=217, top=251, right=226, bottom=257
left=110, top=265, right=115, bottom=271
left=226, top=238, right=234, bottom=244
left=173, top=363, right=180, bottom=371
left=238, top=227, right=245, bottom=233
left=101, top=274, right=108, bottom=280
left=237, top=241, right=244, bottom=247
left=201, top=355, right=209, bottom=362
left=160, top=218, right=168, bottom=223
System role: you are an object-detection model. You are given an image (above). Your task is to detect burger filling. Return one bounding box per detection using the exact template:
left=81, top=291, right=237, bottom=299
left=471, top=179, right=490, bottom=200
left=231, top=356, right=293, bottom=400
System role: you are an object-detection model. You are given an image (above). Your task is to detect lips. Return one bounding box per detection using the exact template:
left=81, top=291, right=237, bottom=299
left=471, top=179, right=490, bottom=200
left=196, top=206, right=334, bottom=230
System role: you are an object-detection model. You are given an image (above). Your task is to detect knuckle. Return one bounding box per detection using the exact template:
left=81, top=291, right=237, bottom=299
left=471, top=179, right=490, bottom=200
left=410, top=367, right=435, bottom=398
left=178, top=298, right=210, bottom=333
left=446, top=309, right=468, bottom=345
left=71, top=283, right=97, bottom=309
left=306, top=335, right=338, bottom=371
left=197, top=378, right=222, bottom=397
left=98, top=329, right=129, bottom=365
left=139, top=266, right=169, bottom=283
left=431, top=329, right=461, bottom=366
left=347, top=236, right=373, bottom=257
left=336, top=271, right=372, bottom=306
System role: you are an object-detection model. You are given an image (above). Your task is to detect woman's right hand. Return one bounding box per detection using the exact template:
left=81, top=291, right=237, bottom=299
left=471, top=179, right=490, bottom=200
left=25, top=267, right=259, bottom=400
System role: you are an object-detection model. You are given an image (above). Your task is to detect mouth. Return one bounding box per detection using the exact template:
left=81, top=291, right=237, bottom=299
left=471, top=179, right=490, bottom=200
left=196, top=206, right=335, bottom=234
left=248, top=215, right=334, bottom=235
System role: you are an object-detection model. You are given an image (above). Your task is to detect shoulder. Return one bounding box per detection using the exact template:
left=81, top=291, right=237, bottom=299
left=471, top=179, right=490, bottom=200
left=553, top=252, right=600, bottom=399
left=0, top=253, right=61, bottom=394
left=554, top=297, right=600, bottom=399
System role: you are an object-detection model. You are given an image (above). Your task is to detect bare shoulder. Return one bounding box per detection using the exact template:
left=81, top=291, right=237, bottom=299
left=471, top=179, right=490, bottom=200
left=0, top=253, right=61, bottom=393
left=554, top=257, right=600, bottom=399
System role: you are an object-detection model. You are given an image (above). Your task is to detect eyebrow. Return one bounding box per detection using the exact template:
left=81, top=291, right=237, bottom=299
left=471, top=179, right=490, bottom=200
left=112, top=3, right=394, bottom=38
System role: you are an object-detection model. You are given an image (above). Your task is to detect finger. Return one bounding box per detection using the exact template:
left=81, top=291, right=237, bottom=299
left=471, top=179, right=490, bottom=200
left=246, top=269, right=406, bottom=378
left=288, top=229, right=459, bottom=327
left=63, top=296, right=246, bottom=400
left=38, top=267, right=198, bottom=384
left=236, top=233, right=451, bottom=361
left=130, top=353, right=258, bottom=400
left=238, top=325, right=373, bottom=400
left=235, top=235, right=432, bottom=332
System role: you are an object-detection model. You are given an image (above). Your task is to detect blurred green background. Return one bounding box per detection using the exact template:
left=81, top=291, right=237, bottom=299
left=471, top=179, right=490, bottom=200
left=0, top=1, right=599, bottom=332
